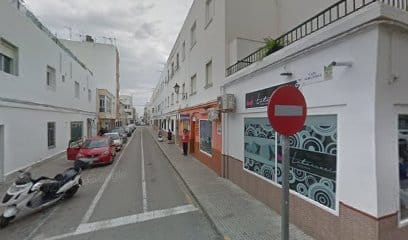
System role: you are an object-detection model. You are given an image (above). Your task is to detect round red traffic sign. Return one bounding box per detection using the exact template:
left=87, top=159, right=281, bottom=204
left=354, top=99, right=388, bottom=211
left=267, top=85, right=307, bottom=136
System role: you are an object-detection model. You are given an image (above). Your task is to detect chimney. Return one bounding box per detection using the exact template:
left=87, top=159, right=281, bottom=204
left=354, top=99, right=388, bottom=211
left=85, top=35, right=94, bottom=43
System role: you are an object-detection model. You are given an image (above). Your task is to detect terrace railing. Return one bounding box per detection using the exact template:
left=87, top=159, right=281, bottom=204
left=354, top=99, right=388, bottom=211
left=226, top=0, right=408, bottom=77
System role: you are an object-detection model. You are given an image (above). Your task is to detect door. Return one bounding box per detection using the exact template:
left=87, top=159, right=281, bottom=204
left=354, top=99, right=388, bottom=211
left=0, top=125, right=4, bottom=182
left=190, top=121, right=195, bottom=153
left=70, top=121, right=83, bottom=141
left=66, top=139, right=83, bottom=160
left=87, top=119, right=92, bottom=137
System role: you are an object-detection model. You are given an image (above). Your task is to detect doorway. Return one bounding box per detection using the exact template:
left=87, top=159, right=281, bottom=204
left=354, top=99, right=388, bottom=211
left=0, top=125, right=4, bottom=182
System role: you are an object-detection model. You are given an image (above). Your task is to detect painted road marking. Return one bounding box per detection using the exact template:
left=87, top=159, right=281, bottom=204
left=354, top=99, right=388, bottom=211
left=24, top=206, right=59, bottom=240
left=38, top=204, right=198, bottom=240
left=141, top=128, right=148, bottom=212
left=275, top=105, right=303, bottom=116
left=79, top=130, right=137, bottom=224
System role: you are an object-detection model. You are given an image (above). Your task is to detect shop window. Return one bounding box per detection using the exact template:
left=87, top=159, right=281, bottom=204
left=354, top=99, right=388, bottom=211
left=244, top=115, right=337, bottom=210
left=398, top=115, right=408, bottom=221
left=200, top=120, right=212, bottom=155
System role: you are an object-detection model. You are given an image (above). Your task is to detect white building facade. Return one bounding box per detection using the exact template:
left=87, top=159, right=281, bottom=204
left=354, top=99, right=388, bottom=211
left=223, top=1, right=408, bottom=239
left=119, top=95, right=134, bottom=124
left=149, top=0, right=335, bottom=175
left=0, top=1, right=96, bottom=180
left=61, top=39, right=120, bottom=131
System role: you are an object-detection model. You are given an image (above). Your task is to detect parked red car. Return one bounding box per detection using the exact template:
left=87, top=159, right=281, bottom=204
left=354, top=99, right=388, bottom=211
left=67, top=137, right=116, bottom=168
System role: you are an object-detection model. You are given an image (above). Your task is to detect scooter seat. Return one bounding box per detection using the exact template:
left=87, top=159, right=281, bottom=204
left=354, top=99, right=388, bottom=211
left=59, top=168, right=79, bottom=185
left=40, top=181, right=60, bottom=194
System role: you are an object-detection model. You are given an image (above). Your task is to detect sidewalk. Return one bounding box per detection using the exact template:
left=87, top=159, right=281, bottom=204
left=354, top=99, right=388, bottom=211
left=149, top=128, right=314, bottom=240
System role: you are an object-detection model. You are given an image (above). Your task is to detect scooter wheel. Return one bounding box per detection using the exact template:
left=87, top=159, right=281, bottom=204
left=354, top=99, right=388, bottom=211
left=64, top=185, right=79, bottom=199
left=0, top=215, right=14, bottom=228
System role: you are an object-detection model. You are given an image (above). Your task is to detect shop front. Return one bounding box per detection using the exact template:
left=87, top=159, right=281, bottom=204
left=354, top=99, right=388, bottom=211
left=178, top=101, right=222, bottom=175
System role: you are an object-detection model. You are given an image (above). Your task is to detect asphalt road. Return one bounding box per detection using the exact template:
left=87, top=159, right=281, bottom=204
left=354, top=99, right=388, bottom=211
left=0, top=127, right=220, bottom=240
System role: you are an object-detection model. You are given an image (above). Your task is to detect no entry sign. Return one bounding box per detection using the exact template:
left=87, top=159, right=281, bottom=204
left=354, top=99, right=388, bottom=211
left=267, top=85, right=307, bottom=136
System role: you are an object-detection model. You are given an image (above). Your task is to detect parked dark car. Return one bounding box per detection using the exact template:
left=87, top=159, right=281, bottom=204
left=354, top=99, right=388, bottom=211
left=110, top=127, right=128, bottom=143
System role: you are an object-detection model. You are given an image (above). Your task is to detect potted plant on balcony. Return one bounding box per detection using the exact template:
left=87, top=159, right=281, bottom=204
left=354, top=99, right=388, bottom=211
left=262, top=37, right=284, bottom=58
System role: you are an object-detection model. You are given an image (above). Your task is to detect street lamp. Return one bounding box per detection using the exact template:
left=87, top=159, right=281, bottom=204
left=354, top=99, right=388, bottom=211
left=173, top=83, right=180, bottom=94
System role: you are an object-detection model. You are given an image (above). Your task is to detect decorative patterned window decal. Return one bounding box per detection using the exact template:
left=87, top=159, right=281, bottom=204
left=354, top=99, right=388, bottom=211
left=244, top=115, right=337, bottom=210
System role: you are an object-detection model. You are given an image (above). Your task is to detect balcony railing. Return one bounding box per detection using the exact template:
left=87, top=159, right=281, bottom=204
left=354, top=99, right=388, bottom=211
left=226, top=0, right=408, bottom=77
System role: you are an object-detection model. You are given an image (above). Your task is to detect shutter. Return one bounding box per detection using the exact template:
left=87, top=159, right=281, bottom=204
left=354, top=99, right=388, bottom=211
left=0, top=39, right=17, bottom=59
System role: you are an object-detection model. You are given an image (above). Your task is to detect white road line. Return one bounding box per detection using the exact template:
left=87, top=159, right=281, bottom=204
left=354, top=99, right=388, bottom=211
left=141, top=128, right=148, bottom=212
left=39, top=204, right=198, bottom=240
left=24, top=206, right=59, bottom=240
left=79, top=131, right=137, bottom=224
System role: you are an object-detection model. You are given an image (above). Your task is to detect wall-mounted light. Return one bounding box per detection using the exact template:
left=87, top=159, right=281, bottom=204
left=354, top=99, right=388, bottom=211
left=329, top=61, right=353, bottom=67
left=174, top=83, right=187, bottom=99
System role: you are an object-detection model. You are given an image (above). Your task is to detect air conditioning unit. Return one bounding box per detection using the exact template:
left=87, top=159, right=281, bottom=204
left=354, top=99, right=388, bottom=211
left=208, top=108, right=219, bottom=121
left=217, top=94, right=236, bottom=112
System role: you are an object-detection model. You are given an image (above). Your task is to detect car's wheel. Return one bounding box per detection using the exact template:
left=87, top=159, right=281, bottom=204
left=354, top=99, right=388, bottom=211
left=0, top=215, right=14, bottom=229
left=64, top=185, right=79, bottom=199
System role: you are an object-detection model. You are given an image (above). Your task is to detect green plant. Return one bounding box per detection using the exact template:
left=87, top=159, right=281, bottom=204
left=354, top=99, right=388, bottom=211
left=263, top=37, right=284, bottom=57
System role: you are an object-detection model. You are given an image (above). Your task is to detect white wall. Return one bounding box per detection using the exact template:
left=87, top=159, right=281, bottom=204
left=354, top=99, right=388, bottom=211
left=151, top=0, right=227, bottom=115
left=275, top=0, right=337, bottom=35
left=375, top=24, right=408, bottom=217
left=224, top=23, right=380, bottom=217
left=61, top=40, right=118, bottom=113
left=0, top=1, right=96, bottom=176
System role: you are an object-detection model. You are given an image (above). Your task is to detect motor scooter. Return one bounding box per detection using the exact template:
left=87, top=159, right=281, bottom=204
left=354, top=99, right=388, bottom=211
left=158, top=130, right=164, bottom=142
left=0, top=167, right=82, bottom=228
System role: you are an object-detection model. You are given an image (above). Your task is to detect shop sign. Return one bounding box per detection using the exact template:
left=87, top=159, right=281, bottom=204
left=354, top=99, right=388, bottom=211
left=179, top=113, right=190, bottom=119
left=245, top=81, right=296, bottom=109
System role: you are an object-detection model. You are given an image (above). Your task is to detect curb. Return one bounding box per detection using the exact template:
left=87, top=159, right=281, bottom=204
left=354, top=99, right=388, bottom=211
left=148, top=128, right=225, bottom=240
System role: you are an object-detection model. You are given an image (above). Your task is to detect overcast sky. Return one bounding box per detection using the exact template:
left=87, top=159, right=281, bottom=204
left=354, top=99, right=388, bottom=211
left=25, top=0, right=193, bottom=115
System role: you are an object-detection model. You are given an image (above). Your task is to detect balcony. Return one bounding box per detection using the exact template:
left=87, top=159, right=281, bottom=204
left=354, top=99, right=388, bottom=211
left=225, top=0, right=408, bottom=77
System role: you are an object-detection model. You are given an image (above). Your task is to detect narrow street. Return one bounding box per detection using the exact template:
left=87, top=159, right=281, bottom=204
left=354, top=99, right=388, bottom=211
left=0, top=127, right=220, bottom=240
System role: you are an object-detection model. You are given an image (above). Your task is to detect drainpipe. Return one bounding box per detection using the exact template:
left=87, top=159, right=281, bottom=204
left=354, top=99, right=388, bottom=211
left=220, top=84, right=227, bottom=178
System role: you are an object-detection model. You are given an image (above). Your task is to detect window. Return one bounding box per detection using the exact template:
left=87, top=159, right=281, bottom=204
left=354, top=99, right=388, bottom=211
left=106, top=97, right=112, bottom=113
left=171, top=62, right=174, bottom=77
left=176, top=53, right=180, bottom=70
left=398, top=115, right=408, bottom=221
left=182, top=83, right=186, bottom=98
left=0, top=38, right=18, bottom=75
left=88, top=89, right=92, bottom=102
left=244, top=115, right=338, bottom=210
left=62, top=75, right=65, bottom=82
left=205, top=60, right=213, bottom=88
left=74, top=81, right=80, bottom=98
left=171, top=93, right=174, bottom=105
left=190, top=21, right=197, bottom=49
left=99, top=96, right=106, bottom=112
left=200, top=120, right=213, bottom=155
left=46, top=66, right=56, bottom=90
left=190, top=74, right=197, bottom=95
left=182, top=42, right=186, bottom=61
left=47, top=122, right=56, bottom=149
left=69, top=62, right=72, bottom=79
left=205, top=0, right=215, bottom=27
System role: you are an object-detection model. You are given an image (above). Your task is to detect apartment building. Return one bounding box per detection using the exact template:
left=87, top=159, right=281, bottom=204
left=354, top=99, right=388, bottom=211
left=0, top=1, right=96, bottom=180
left=150, top=0, right=337, bottom=175
left=119, top=95, right=135, bottom=124
left=61, top=38, right=120, bottom=131
left=222, top=1, right=408, bottom=239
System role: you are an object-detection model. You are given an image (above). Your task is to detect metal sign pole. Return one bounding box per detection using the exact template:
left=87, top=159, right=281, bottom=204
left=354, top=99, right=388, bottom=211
left=281, top=135, right=290, bottom=240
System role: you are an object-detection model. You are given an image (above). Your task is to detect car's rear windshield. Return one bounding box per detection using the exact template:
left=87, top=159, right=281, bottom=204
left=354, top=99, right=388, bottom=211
left=104, top=133, right=119, bottom=140
left=82, top=139, right=109, bottom=149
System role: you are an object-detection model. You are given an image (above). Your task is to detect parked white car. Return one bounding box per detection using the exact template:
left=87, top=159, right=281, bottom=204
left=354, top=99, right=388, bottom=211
left=103, top=132, right=123, bottom=151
